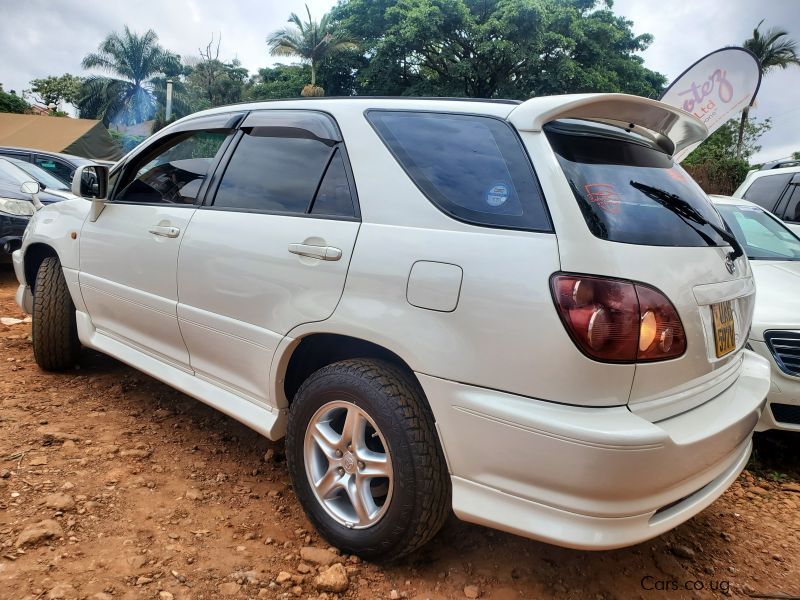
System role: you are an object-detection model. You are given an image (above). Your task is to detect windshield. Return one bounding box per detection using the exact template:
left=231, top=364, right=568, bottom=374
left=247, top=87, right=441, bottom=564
left=716, top=203, right=800, bottom=261
left=4, top=158, right=70, bottom=191
left=545, top=120, right=728, bottom=247
left=0, top=158, right=38, bottom=188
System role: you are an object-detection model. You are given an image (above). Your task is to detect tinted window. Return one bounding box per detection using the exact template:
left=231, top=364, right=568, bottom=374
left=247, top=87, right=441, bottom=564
left=742, top=174, right=792, bottom=211
left=115, top=131, right=228, bottom=204
left=34, top=156, right=74, bottom=185
left=717, top=203, right=800, bottom=261
left=546, top=121, right=728, bottom=247
left=367, top=111, right=550, bottom=231
left=782, top=185, right=800, bottom=223
left=213, top=131, right=334, bottom=214
left=7, top=158, right=70, bottom=191
left=311, top=149, right=355, bottom=217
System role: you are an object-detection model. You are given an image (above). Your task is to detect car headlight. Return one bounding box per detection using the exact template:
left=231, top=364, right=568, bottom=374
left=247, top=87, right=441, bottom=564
left=0, top=197, right=35, bottom=216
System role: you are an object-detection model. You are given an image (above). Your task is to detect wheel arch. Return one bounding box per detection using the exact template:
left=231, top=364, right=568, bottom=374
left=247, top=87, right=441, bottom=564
left=275, top=332, right=420, bottom=409
left=24, top=243, right=60, bottom=292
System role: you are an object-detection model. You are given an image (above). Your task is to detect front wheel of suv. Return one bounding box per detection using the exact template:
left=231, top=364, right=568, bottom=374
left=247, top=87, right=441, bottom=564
left=286, top=359, right=450, bottom=561
left=32, top=256, right=80, bottom=371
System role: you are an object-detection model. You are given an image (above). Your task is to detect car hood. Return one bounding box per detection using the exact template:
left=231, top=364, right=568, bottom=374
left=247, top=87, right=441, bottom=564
left=750, top=260, right=800, bottom=340
left=41, top=188, right=80, bottom=203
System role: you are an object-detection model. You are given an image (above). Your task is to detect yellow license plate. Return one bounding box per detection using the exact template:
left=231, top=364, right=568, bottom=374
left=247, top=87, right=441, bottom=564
left=711, top=300, right=736, bottom=358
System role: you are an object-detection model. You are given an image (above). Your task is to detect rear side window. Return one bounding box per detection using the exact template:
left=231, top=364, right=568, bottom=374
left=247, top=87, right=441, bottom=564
left=310, top=149, right=355, bottom=217
left=214, top=133, right=331, bottom=213
left=742, top=174, right=792, bottom=211
left=545, top=121, right=729, bottom=248
left=367, top=111, right=550, bottom=231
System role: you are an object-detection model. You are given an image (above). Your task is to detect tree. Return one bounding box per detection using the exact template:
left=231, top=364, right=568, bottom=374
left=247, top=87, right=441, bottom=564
left=79, top=26, right=181, bottom=125
left=267, top=5, right=357, bottom=96
left=793, top=151, right=800, bottom=160
left=28, top=74, right=83, bottom=110
left=737, top=20, right=800, bottom=157
left=329, top=0, right=665, bottom=99
left=184, top=35, right=249, bottom=109
left=246, top=64, right=311, bottom=99
left=684, top=117, right=772, bottom=194
left=0, top=85, right=29, bottom=114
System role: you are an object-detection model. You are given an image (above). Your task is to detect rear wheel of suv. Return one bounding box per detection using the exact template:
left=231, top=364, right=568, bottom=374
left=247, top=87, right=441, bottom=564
left=286, top=358, right=450, bottom=561
left=32, top=256, right=80, bottom=370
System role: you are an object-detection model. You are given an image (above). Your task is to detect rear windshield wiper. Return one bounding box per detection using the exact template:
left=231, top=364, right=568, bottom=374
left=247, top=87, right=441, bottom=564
left=629, top=181, right=744, bottom=260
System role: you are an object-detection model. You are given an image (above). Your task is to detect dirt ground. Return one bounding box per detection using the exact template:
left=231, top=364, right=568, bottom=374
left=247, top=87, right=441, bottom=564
left=0, top=265, right=799, bottom=600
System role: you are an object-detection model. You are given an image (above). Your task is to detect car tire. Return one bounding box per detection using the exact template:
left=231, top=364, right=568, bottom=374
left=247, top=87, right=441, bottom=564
left=32, top=256, right=80, bottom=371
left=286, top=358, right=450, bottom=561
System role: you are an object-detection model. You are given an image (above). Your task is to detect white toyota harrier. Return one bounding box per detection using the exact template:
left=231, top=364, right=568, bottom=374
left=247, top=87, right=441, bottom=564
left=13, top=94, right=770, bottom=561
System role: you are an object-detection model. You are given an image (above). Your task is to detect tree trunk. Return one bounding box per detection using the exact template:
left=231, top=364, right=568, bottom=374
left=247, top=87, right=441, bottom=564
left=736, top=105, right=750, bottom=159
left=311, top=63, right=316, bottom=86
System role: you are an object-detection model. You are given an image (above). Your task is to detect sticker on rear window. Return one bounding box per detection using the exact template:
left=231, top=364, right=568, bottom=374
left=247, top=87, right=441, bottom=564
left=584, top=183, right=622, bottom=214
left=486, top=183, right=509, bottom=207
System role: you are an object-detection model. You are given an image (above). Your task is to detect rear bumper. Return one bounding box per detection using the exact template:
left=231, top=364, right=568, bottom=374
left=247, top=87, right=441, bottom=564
left=418, top=349, right=770, bottom=550
left=749, top=339, right=800, bottom=432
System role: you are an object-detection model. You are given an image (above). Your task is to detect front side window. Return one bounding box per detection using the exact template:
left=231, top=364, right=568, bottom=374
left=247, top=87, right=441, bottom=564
left=114, top=131, right=228, bottom=205
left=546, top=120, right=729, bottom=247
left=717, top=203, right=800, bottom=261
left=742, top=174, right=792, bottom=212
left=34, top=156, right=74, bottom=185
left=367, top=111, right=551, bottom=231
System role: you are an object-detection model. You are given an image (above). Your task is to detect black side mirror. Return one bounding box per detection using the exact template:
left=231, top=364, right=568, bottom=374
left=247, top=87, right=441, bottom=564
left=71, top=165, right=109, bottom=200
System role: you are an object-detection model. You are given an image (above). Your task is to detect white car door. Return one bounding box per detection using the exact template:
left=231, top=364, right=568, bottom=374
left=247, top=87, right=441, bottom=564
left=176, top=110, right=360, bottom=404
left=79, top=116, right=239, bottom=369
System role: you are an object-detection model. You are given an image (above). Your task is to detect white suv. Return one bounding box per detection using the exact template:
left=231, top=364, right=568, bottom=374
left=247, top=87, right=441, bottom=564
left=13, top=94, right=770, bottom=561
left=733, top=164, right=800, bottom=234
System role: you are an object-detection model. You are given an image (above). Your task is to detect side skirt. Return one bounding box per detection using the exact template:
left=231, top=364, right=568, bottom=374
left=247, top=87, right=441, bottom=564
left=75, top=311, right=288, bottom=440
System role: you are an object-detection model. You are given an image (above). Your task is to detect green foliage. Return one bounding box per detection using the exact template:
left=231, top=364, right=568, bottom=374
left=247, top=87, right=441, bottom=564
left=745, top=20, right=800, bottom=75
left=185, top=57, right=248, bottom=110
left=28, top=74, right=83, bottom=109
left=330, top=0, right=666, bottom=98
left=0, top=87, right=29, bottom=114
left=683, top=118, right=772, bottom=194
left=267, top=5, right=358, bottom=92
left=245, top=64, right=311, bottom=100
left=79, top=26, right=182, bottom=126
left=109, top=129, right=147, bottom=153
left=793, top=151, right=800, bottom=160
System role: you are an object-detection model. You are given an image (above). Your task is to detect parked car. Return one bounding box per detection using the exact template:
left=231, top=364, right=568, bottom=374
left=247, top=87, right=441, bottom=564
left=712, top=195, right=800, bottom=432
left=732, top=164, right=800, bottom=234
left=0, top=146, right=115, bottom=187
left=0, top=159, right=70, bottom=259
left=0, top=158, right=69, bottom=206
left=0, top=180, right=37, bottom=260
left=2, top=156, right=81, bottom=201
left=12, top=95, right=770, bottom=560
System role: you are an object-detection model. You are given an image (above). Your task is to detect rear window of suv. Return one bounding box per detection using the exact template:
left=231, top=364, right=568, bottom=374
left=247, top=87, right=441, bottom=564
left=367, top=110, right=551, bottom=231
left=545, top=120, right=729, bottom=248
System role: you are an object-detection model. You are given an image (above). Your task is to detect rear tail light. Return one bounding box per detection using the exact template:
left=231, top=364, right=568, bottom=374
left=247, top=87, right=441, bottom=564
left=551, top=274, right=686, bottom=362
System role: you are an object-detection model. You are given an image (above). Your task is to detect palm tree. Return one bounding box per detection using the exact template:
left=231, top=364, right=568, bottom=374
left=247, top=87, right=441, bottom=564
left=737, top=20, right=800, bottom=157
left=80, top=27, right=181, bottom=125
left=266, top=5, right=356, bottom=96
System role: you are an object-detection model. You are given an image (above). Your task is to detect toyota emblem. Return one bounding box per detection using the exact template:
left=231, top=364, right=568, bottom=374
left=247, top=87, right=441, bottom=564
left=725, top=255, right=736, bottom=275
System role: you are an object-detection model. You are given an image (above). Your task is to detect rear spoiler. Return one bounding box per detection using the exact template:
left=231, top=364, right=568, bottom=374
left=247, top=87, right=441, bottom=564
left=506, top=93, right=707, bottom=157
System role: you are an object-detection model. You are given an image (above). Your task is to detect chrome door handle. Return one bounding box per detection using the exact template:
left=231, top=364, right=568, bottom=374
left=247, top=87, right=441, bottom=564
left=148, top=225, right=180, bottom=238
left=288, top=243, right=342, bottom=261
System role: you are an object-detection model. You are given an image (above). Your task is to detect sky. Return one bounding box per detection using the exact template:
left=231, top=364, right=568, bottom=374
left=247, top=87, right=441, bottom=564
left=1, top=0, right=798, bottom=162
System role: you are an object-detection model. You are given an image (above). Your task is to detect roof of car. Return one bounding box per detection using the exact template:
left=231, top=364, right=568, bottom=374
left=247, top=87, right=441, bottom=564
left=174, top=97, right=522, bottom=125
left=0, top=146, right=98, bottom=165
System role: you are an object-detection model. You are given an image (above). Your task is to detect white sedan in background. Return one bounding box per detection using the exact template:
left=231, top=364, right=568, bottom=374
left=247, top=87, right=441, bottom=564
left=713, top=195, right=800, bottom=431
